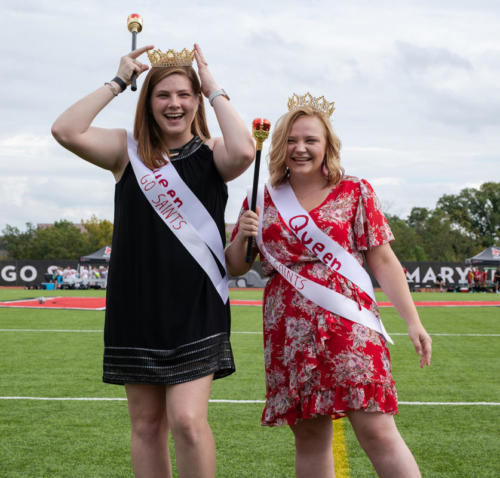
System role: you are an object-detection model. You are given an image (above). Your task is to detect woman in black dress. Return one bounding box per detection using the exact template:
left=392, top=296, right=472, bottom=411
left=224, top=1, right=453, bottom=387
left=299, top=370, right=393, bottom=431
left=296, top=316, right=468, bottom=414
left=52, top=43, right=254, bottom=478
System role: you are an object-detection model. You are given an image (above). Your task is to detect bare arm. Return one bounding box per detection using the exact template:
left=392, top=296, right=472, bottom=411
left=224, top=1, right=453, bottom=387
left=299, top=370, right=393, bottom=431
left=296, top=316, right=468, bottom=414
left=51, top=45, right=153, bottom=179
left=194, top=44, right=255, bottom=182
left=225, top=208, right=259, bottom=276
left=365, top=243, right=432, bottom=368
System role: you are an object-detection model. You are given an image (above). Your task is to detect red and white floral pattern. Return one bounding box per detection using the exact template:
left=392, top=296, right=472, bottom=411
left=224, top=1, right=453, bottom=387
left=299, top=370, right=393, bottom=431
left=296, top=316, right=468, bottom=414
left=232, top=176, right=398, bottom=426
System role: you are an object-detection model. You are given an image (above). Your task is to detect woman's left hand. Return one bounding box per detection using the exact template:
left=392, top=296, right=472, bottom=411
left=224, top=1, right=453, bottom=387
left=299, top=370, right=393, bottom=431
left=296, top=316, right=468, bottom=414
left=193, top=43, right=220, bottom=98
left=408, top=323, right=432, bottom=368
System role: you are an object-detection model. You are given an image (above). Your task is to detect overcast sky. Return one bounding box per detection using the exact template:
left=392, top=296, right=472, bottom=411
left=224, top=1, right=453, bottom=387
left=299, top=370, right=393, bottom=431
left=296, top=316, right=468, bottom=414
left=1, top=0, right=499, bottom=232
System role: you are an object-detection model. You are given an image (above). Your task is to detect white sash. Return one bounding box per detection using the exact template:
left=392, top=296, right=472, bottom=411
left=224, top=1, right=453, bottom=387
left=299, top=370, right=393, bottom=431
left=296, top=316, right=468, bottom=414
left=127, top=133, right=228, bottom=303
left=251, top=186, right=392, bottom=343
left=267, top=181, right=376, bottom=302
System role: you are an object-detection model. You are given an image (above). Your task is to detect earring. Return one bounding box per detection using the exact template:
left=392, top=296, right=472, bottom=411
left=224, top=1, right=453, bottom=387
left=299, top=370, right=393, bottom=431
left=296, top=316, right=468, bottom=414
left=285, top=167, right=290, bottom=179
left=322, top=158, right=330, bottom=179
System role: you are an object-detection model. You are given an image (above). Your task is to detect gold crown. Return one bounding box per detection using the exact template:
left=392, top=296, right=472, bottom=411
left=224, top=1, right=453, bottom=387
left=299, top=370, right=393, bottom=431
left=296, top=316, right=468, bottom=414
left=147, top=48, right=194, bottom=67
left=287, top=92, right=335, bottom=117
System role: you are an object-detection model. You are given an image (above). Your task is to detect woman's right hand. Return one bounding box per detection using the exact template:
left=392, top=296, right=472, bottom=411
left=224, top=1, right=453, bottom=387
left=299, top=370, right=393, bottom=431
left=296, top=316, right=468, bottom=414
left=225, top=207, right=260, bottom=276
left=115, top=45, right=154, bottom=85
left=235, top=207, right=260, bottom=242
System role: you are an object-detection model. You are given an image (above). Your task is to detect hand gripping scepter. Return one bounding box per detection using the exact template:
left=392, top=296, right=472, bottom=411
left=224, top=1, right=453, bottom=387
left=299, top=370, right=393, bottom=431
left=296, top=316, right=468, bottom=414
left=127, top=13, right=143, bottom=91
left=245, top=118, right=271, bottom=263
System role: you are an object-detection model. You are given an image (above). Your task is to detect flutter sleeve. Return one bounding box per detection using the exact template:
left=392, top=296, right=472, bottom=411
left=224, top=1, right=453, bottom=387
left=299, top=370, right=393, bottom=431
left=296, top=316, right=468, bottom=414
left=354, top=179, right=394, bottom=250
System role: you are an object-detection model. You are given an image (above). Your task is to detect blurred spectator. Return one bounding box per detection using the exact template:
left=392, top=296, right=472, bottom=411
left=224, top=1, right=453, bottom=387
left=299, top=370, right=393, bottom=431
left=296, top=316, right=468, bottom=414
left=435, top=274, right=445, bottom=292
left=473, top=267, right=482, bottom=292
left=99, top=266, right=108, bottom=279
left=56, top=268, right=63, bottom=288
left=467, top=268, right=474, bottom=292
left=480, top=268, right=487, bottom=291
left=80, top=266, right=89, bottom=281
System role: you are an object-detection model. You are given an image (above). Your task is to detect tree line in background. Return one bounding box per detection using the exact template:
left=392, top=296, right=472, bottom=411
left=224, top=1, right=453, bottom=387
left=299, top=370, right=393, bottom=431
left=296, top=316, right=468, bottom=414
left=387, top=182, right=499, bottom=261
left=1, top=182, right=498, bottom=261
left=0, top=216, right=113, bottom=260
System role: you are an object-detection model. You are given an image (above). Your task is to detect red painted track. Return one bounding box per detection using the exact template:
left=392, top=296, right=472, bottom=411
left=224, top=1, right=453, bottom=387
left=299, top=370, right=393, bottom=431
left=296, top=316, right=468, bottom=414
left=0, top=297, right=106, bottom=310
left=0, top=297, right=499, bottom=310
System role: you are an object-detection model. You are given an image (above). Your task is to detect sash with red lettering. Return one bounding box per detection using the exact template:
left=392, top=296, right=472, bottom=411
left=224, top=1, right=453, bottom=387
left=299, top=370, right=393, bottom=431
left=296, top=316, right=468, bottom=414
left=250, top=186, right=392, bottom=343
left=267, top=181, right=376, bottom=302
left=128, top=133, right=228, bottom=303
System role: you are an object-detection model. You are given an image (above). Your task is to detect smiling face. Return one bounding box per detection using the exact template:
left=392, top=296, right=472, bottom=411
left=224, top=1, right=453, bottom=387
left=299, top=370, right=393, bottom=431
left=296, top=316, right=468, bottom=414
left=285, top=115, right=327, bottom=180
left=150, top=73, right=200, bottom=147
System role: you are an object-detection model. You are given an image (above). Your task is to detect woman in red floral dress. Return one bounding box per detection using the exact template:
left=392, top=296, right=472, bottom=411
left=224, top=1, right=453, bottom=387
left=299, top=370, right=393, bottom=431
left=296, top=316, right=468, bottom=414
left=226, top=95, right=432, bottom=478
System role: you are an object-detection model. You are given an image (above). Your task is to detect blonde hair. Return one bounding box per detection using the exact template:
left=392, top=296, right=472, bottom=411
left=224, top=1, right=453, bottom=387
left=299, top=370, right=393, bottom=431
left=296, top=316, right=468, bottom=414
left=268, top=107, right=343, bottom=187
left=133, top=67, right=210, bottom=169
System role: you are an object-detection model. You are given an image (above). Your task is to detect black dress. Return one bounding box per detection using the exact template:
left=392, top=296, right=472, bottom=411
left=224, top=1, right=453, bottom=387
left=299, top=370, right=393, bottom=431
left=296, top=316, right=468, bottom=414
left=103, top=136, right=235, bottom=385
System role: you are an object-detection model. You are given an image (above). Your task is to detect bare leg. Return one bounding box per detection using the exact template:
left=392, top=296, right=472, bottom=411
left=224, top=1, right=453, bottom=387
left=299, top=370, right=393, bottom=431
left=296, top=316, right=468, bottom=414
left=347, top=411, right=421, bottom=478
left=125, top=384, right=172, bottom=478
left=166, top=374, right=215, bottom=478
left=290, top=415, right=335, bottom=478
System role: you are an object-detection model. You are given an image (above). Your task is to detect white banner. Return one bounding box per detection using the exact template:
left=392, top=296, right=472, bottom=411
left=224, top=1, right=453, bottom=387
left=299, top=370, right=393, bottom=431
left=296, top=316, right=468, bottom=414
left=251, top=186, right=392, bottom=343
left=267, top=181, right=376, bottom=302
left=128, top=133, right=228, bottom=303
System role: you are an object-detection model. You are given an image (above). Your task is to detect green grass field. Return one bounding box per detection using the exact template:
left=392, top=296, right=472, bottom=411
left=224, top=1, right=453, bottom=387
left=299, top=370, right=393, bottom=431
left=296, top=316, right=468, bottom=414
left=0, top=288, right=499, bottom=477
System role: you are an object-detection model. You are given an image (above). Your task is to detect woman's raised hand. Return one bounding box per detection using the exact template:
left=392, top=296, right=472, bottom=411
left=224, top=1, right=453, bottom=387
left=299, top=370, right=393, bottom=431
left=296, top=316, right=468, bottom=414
left=193, top=43, right=219, bottom=98
left=116, top=45, right=154, bottom=85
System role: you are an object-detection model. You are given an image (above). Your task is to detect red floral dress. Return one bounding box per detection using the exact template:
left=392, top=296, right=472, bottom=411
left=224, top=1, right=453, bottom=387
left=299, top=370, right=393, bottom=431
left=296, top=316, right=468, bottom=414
left=232, top=176, right=398, bottom=427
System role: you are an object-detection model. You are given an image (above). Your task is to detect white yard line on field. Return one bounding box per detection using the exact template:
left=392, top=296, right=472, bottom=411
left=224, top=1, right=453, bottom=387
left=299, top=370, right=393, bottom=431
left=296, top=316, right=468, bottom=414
left=0, top=397, right=499, bottom=405
left=390, top=333, right=500, bottom=337
left=0, top=329, right=103, bottom=332
left=1, top=329, right=499, bottom=337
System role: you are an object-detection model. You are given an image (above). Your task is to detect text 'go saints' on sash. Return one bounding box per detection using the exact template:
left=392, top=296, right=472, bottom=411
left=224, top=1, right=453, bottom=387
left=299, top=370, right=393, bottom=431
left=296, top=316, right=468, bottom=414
left=249, top=185, right=392, bottom=343
left=127, top=132, right=228, bottom=304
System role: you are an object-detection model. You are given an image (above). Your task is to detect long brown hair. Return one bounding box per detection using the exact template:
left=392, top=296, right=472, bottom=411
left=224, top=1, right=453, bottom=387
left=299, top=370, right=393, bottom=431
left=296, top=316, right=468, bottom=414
left=268, top=107, right=343, bottom=187
left=133, top=67, right=210, bottom=169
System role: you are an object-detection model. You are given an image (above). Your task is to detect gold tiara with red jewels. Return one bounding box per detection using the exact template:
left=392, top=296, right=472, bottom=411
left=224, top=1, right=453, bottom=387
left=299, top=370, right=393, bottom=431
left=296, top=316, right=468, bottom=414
left=147, top=48, right=194, bottom=67
left=287, top=93, right=336, bottom=117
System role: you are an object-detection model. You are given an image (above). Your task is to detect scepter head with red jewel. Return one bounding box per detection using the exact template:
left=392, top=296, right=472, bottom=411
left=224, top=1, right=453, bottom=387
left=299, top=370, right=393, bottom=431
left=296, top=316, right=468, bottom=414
left=245, top=118, right=271, bottom=262
left=252, top=118, right=271, bottom=151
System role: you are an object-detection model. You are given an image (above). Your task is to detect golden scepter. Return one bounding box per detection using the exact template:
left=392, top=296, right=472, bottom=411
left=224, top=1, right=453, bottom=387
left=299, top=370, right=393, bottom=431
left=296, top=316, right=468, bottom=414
left=127, top=13, right=143, bottom=91
left=246, top=118, right=271, bottom=262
